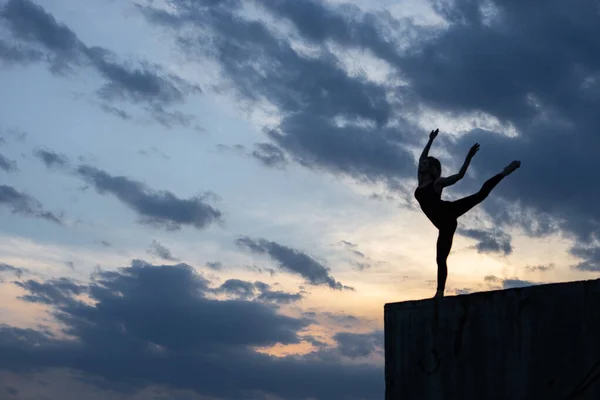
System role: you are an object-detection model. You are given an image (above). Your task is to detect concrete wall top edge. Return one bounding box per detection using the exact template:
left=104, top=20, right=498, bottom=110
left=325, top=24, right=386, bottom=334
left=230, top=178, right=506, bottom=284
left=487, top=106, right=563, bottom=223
left=384, top=277, right=600, bottom=311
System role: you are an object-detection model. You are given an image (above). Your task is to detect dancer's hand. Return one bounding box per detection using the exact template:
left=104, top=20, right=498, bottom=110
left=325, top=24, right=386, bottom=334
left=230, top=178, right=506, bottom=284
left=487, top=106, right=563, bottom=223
left=429, top=129, right=439, bottom=140
left=467, top=143, right=480, bottom=159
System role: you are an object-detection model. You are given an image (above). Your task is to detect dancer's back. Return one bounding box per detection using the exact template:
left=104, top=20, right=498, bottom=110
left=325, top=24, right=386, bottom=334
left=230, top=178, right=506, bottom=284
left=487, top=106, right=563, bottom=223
left=415, top=181, right=445, bottom=227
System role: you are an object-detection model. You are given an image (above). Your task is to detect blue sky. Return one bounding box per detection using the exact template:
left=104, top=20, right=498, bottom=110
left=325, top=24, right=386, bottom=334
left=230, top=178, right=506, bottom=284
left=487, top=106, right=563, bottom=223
left=1, top=0, right=599, bottom=398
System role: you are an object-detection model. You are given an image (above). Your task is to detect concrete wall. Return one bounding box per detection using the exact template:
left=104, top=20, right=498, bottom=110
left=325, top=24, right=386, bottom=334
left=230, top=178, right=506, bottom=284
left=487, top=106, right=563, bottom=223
left=384, top=279, right=600, bottom=400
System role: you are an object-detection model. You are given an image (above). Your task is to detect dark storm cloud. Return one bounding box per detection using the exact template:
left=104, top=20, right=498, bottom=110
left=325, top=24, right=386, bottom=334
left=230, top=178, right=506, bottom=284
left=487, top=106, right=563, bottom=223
left=148, top=240, right=179, bottom=262
left=0, top=261, right=382, bottom=400
left=236, top=237, right=353, bottom=291
left=457, top=227, right=512, bottom=255
left=34, top=149, right=70, bottom=169
left=395, top=0, right=600, bottom=248
left=0, top=185, right=63, bottom=224
left=569, top=245, right=600, bottom=272
left=15, top=278, right=86, bottom=305
left=140, top=0, right=420, bottom=187
left=0, top=0, right=200, bottom=126
left=0, top=153, right=17, bottom=172
left=76, top=165, right=222, bottom=231
left=140, top=0, right=600, bottom=259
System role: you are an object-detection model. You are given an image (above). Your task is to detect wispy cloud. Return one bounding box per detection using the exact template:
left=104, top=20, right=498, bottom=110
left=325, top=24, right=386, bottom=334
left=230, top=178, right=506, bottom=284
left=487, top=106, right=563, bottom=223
left=77, top=165, right=222, bottom=231
left=0, top=153, right=17, bottom=172
left=0, top=185, right=63, bottom=224
left=0, top=0, right=201, bottom=128
left=147, top=240, right=179, bottom=262
left=237, top=237, right=353, bottom=291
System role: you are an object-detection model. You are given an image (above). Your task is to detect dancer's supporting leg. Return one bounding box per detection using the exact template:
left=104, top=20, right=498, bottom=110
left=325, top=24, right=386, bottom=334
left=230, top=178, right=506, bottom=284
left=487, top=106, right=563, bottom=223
left=435, top=220, right=457, bottom=297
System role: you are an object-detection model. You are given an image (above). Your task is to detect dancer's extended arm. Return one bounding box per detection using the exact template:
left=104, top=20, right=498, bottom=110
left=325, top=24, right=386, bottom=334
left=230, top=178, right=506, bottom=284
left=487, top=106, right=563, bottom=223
left=434, top=143, right=479, bottom=189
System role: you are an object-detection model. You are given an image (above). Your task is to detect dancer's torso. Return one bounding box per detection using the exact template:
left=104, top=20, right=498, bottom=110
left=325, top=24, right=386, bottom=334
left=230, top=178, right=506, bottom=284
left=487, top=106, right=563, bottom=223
left=414, top=181, right=447, bottom=227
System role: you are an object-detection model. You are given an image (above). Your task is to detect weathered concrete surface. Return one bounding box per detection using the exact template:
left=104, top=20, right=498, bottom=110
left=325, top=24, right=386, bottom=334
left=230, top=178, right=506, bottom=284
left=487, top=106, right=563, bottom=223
left=385, top=279, right=600, bottom=400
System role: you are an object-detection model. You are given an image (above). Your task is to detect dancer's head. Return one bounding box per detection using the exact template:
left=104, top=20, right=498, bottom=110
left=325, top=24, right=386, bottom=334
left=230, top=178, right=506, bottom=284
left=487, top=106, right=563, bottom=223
left=426, top=156, right=441, bottom=179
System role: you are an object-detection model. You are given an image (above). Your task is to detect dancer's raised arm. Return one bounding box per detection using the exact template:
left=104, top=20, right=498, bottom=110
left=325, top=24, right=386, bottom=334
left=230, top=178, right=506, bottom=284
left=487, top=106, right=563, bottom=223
left=419, top=129, right=439, bottom=161
left=433, top=143, right=479, bottom=189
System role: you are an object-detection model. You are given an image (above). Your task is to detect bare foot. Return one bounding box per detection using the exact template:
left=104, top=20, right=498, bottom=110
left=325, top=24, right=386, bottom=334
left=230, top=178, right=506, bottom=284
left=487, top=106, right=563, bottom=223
left=502, top=160, right=521, bottom=176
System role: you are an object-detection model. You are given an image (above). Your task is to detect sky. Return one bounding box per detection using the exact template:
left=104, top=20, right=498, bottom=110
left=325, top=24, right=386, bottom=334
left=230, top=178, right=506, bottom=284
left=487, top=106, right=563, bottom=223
left=0, top=0, right=600, bottom=398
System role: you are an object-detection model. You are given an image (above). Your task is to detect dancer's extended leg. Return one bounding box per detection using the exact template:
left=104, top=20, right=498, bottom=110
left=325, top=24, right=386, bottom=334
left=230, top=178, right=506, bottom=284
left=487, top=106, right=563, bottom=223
left=449, top=173, right=504, bottom=218
left=435, top=220, right=457, bottom=297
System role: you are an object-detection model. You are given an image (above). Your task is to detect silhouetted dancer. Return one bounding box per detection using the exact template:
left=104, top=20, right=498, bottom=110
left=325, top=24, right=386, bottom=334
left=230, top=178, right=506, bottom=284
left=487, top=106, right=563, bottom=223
left=414, top=128, right=521, bottom=298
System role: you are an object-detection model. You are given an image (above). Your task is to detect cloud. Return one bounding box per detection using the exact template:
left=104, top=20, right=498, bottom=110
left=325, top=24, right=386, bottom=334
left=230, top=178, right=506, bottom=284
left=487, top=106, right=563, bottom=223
left=321, top=312, right=360, bottom=327
left=569, top=245, right=600, bottom=272
left=251, top=142, right=288, bottom=169
left=205, top=261, right=223, bottom=270
left=0, top=263, right=26, bottom=280
left=215, top=279, right=303, bottom=305
left=0, top=38, right=43, bottom=65
left=138, top=146, right=170, bottom=160
left=139, top=0, right=600, bottom=262
left=0, top=0, right=201, bottom=127
left=502, top=279, right=535, bottom=290
left=147, top=240, right=179, bottom=262
left=236, top=237, right=353, bottom=291
left=0, top=261, right=382, bottom=399
left=256, top=287, right=302, bottom=305
left=140, top=0, right=419, bottom=187
left=0, top=185, right=63, bottom=224
left=76, top=165, right=222, bottom=231
left=33, top=151, right=196, bottom=234
left=333, top=330, right=383, bottom=359
left=457, top=227, right=512, bottom=255
left=484, top=275, right=537, bottom=290
left=0, top=153, right=17, bottom=172
left=215, top=279, right=256, bottom=300
left=99, top=103, right=132, bottom=121
left=339, top=240, right=375, bottom=271
left=34, top=149, right=70, bottom=169
left=453, top=288, right=472, bottom=295
left=15, top=278, right=86, bottom=305
left=524, top=264, right=555, bottom=273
